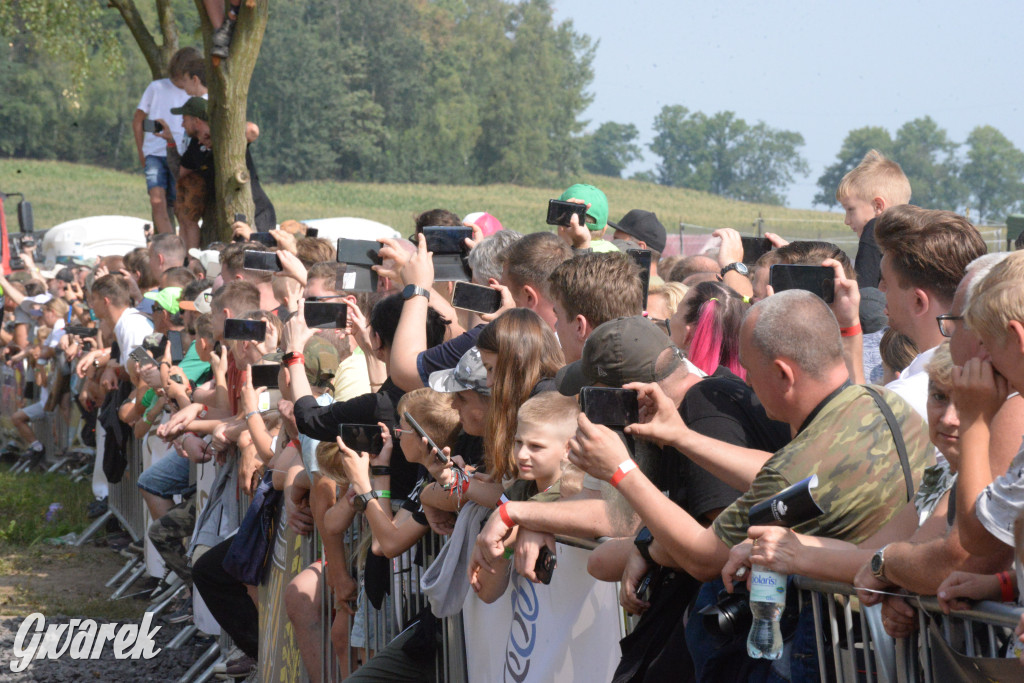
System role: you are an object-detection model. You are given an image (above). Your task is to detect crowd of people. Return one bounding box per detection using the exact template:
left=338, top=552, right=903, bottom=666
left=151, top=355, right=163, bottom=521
left=4, top=148, right=1024, bottom=682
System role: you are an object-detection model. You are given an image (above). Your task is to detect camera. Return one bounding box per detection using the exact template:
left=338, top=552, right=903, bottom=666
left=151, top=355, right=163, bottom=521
left=698, top=589, right=752, bottom=639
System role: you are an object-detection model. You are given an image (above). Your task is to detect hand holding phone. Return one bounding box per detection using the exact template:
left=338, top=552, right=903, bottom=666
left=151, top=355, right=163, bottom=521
left=404, top=411, right=448, bottom=464
left=769, top=264, right=835, bottom=303
left=546, top=199, right=588, bottom=227
left=534, top=545, right=557, bottom=585
left=451, top=281, right=502, bottom=314
left=243, top=250, right=281, bottom=272
left=339, top=424, right=385, bottom=455
left=579, top=387, right=640, bottom=427
left=224, top=318, right=267, bottom=341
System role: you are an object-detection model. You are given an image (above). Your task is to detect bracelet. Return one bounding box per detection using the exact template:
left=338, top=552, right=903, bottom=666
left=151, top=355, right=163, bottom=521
left=498, top=502, right=515, bottom=529
left=244, top=410, right=259, bottom=421
left=370, top=466, right=391, bottom=476
left=997, top=571, right=1015, bottom=602
left=609, top=459, right=638, bottom=488
left=376, top=490, right=391, bottom=499
left=199, top=404, right=209, bottom=418
left=284, top=353, right=305, bottom=367
left=840, top=323, right=862, bottom=337
left=142, top=415, right=153, bottom=426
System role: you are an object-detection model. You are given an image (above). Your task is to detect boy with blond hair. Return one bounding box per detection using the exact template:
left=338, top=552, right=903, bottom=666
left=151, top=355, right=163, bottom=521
left=836, top=149, right=912, bottom=288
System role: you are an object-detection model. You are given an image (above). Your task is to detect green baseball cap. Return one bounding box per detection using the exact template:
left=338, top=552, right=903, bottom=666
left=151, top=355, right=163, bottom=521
left=559, top=183, right=609, bottom=232
left=171, top=96, right=208, bottom=122
left=143, top=287, right=183, bottom=315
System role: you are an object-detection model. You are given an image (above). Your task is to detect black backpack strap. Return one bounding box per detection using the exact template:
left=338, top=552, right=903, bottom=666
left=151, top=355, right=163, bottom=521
left=863, top=386, right=914, bottom=501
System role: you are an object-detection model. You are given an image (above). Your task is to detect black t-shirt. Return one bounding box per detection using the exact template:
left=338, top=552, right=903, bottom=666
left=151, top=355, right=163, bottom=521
left=855, top=218, right=882, bottom=289
left=293, top=378, right=418, bottom=501
left=400, top=431, right=485, bottom=526
left=180, top=137, right=277, bottom=232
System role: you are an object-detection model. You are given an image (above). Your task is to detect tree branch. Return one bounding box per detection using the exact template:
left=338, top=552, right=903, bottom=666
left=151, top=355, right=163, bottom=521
left=107, top=0, right=163, bottom=78
left=155, top=0, right=179, bottom=57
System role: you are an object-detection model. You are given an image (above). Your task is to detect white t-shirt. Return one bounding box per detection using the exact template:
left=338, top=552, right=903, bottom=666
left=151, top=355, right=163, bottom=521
left=884, top=345, right=937, bottom=422
left=115, top=308, right=154, bottom=365
left=136, top=79, right=190, bottom=157
left=43, top=318, right=66, bottom=348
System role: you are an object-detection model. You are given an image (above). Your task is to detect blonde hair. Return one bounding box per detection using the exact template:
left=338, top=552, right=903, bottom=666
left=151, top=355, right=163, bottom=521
left=44, top=297, right=70, bottom=318
left=316, top=441, right=350, bottom=485
left=965, top=251, right=1024, bottom=345
left=648, top=281, right=689, bottom=317
left=396, top=388, right=461, bottom=452
left=516, top=392, right=580, bottom=440
left=925, top=342, right=954, bottom=389
left=835, top=150, right=911, bottom=206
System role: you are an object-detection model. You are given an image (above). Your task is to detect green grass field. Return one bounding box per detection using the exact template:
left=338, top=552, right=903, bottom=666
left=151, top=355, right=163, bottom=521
left=1, top=158, right=851, bottom=241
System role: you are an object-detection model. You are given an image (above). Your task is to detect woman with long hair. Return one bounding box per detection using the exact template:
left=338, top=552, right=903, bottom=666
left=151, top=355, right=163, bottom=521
left=671, top=279, right=748, bottom=379
left=475, top=308, right=564, bottom=482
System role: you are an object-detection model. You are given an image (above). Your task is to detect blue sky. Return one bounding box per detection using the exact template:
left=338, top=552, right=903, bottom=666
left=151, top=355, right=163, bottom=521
left=551, top=0, right=1024, bottom=211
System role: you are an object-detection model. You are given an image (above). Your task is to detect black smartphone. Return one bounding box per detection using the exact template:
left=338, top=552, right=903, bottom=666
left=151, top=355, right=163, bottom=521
left=65, top=325, right=98, bottom=338
left=250, top=363, right=281, bottom=389
left=339, top=424, right=385, bottom=455
left=451, top=281, right=502, bottom=315
left=304, top=301, right=348, bottom=329
left=224, top=318, right=267, bottom=341
left=421, top=226, right=472, bottom=254
left=534, top=545, right=557, bottom=585
left=249, top=232, right=276, bottom=247
left=336, top=239, right=382, bottom=267
left=741, top=236, right=773, bottom=265
left=305, top=227, right=319, bottom=238
left=546, top=199, right=588, bottom=227
left=635, top=570, right=653, bottom=600
left=142, top=119, right=163, bottom=134
left=234, top=213, right=247, bottom=224
left=627, top=248, right=652, bottom=312
left=579, top=387, right=640, bottom=427
left=404, top=411, right=448, bottom=464
left=243, top=250, right=281, bottom=272
left=167, top=330, right=185, bottom=364
left=129, top=346, right=158, bottom=368
left=769, top=264, right=835, bottom=304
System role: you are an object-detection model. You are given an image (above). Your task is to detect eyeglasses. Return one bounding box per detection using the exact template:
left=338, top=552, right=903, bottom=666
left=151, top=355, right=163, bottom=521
left=649, top=317, right=671, bottom=336
left=936, top=314, right=963, bottom=338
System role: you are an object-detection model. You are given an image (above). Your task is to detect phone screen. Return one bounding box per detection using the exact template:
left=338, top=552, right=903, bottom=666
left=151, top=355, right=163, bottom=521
left=546, top=199, right=588, bottom=227
left=304, top=301, right=348, bottom=329
left=305, top=227, right=319, bottom=238
left=336, top=239, right=382, bottom=267
left=451, top=282, right=502, bottom=314
left=250, top=363, right=281, bottom=389
left=243, top=250, right=281, bottom=272
left=769, top=265, right=835, bottom=303
left=627, top=249, right=652, bottom=312
left=422, top=227, right=472, bottom=254
left=224, top=318, right=267, bottom=341
left=167, top=330, right=184, bottom=363
left=339, top=424, right=385, bottom=455
left=579, top=387, right=640, bottom=427
left=740, top=236, right=773, bottom=264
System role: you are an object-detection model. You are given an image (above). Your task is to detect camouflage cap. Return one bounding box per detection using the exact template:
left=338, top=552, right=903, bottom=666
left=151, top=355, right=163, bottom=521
left=303, top=335, right=339, bottom=388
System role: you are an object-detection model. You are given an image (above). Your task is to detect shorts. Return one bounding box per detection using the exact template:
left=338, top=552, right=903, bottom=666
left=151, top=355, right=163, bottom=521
left=21, top=400, right=46, bottom=421
left=144, top=155, right=177, bottom=201
left=137, top=450, right=194, bottom=499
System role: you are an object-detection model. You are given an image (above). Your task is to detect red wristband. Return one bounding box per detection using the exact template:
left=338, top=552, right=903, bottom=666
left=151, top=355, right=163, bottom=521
left=284, top=353, right=305, bottom=367
left=840, top=323, right=862, bottom=337
left=997, top=571, right=1015, bottom=602
left=498, top=502, right=515, bottom=528
left=609, top=459, right=637, bottom=488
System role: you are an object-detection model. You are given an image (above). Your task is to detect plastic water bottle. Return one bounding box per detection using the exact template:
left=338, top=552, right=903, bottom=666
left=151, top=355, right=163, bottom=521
left=747, top=564, right=786, bottom=660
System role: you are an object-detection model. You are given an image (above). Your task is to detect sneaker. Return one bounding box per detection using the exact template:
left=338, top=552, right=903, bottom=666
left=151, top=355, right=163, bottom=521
left=213, top=647, right=243, bottom=674
left=165, top=596, right=193, bottom=624
left=224, top=654, right=257, bottom=678
left=119, top=538, right=144, bottom=560
left=211, top=17, right=236, bottom=59
left=88, top=498, right=108, bottom=519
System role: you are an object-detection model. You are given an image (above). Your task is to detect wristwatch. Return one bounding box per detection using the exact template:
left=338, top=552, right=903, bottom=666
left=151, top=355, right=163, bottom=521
left=402, top=284, right=431, bottom=301
left=870, top=544, right=890, bottom=581
left=720, top=262, right=749, bottom=277
left=353, top=489, right=379, bottom=513
left=634, top=526, right=656, bottom=566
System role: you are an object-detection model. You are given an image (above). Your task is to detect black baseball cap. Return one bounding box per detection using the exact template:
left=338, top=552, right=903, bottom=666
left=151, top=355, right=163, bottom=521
left=556, top=316, right=682, bottom=395
left=608, top=210, right=667, bottom=254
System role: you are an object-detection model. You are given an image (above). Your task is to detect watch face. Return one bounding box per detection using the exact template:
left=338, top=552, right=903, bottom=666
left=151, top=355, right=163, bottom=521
left=729, top=262, right=749, bottom=276
left=871, top=551, right=883, bottom=574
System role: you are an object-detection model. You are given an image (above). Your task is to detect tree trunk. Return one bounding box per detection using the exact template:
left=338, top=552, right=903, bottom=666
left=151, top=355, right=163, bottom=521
left=196, top=0, right=269, bottom=245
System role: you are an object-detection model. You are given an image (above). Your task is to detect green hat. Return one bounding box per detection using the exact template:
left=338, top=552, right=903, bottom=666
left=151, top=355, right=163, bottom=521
left=303, top=336, right=339, bottom=388
left=143, top=287, right=183, bottom=315
left=171, top=96, right=208, bottom=122
left=559, top=183, right=609, bottom=232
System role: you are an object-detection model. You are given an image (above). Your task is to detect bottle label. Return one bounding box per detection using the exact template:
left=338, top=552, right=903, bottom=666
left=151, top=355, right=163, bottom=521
left=749, top=566, right=787, bottom=604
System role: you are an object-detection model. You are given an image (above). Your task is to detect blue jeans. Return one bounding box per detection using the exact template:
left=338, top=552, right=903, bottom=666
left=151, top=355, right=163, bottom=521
left=137, top=451, right=193, bottom=498
left=144, top=155, right=176, bottom=201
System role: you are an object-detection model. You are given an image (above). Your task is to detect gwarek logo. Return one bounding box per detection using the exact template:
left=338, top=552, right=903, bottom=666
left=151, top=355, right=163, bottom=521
left=772, top=500, right=788, bottom=520
left=9, top=612, right=161, bottom=673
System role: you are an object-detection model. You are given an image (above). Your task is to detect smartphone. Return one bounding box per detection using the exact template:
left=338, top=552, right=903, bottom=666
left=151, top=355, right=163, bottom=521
left=740, top=236, right=772, bottom=264
left=546, top=199, right=588, bottom=227
left=224, top=318, right=267, bottom=341
left=167, top=330, right=185, bottom=364
left=336, top=239, right=382, bottom=267
left=234, top=213, right=247, bottom=224
left=404, top=411, right=448, bottom=464
left=243, top=250, right=281, bottom=272
left=635, top=570, right=653, bottom=600
left=627, top=248, right=652, bottom=312
left=421, top=226, right=472, bottom=255
left=304, top=301, right=348, bottom=329
left=250, top=363, right=281, bottom=390
left=142, top=119, right=163, bottom=134
left=339, top=424, right=385, bottom=455
left=451, top=281, right=501, bottom=315
left=249, top=232, right=277, bottom=247
left=534, top=545, right=557, bottom=585
left=579, top=387, right=640, bottom=427
left=65, top=325, right=98, bottom=338
left=769, top=264, right=835, bottom=304
left=129, top=346, right=158, bottom=368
